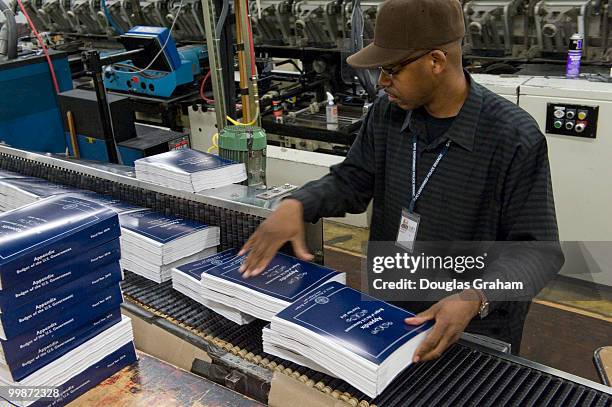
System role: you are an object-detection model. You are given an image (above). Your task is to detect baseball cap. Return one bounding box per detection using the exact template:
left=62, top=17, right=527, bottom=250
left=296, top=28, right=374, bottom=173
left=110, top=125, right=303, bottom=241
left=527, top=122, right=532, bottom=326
left=347, top=0, right=465, bottom=69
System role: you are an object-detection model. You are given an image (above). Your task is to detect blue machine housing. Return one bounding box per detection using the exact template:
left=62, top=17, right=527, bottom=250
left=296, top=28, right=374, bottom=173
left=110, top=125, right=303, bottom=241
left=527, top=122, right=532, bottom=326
left=103, top=26, right=207, bottom=98
left=0, top=52, right=73, bottom=153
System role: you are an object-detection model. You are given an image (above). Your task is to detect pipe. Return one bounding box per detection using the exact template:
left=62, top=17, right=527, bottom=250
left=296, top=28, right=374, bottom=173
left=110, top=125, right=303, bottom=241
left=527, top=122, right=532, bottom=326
left=215, top=0, right=229, bottom=38
left=0, top=0, right=17, bottom=59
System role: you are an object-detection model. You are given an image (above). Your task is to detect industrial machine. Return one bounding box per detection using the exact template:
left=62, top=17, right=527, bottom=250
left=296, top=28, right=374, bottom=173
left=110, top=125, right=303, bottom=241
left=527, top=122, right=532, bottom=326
left=517, top=77, right=612, bottom=288
left=103, top=26, right=208, bottom=98
left=0, top=51, right=73, bottom=154
left=218, top=125, right=267, bottom=186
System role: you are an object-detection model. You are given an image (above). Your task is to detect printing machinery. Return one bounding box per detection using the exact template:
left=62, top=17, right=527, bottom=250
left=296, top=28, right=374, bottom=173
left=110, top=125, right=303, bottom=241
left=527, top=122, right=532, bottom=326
left=0, top=144, right=609, bottom=406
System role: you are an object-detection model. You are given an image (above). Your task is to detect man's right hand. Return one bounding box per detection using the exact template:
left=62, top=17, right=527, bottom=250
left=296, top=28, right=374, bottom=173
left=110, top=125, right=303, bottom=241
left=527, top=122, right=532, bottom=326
left=238, top=198, right=314, bottom=278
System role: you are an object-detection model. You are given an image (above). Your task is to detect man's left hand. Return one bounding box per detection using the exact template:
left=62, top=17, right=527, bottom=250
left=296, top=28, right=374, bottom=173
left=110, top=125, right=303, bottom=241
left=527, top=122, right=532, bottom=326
left=404, top=289, right=482, bottom=363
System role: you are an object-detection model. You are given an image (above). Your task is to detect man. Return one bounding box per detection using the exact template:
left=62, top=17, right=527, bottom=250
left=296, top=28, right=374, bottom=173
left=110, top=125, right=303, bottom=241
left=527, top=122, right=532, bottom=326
left=239, top=0, right=564, bottom=361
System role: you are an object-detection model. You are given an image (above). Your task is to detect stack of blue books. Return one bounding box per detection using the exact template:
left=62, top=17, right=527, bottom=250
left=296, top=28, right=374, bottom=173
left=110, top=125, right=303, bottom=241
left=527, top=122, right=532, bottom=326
left=172, top=249, right=255, bottom=325
left=74, top=191, right=147, bottom=216
left=174, top=249, right=345, bottom=322
left=0, top=195, right=136, bottom=406
left=0, top=178, right=80, bottom=212
left=263, top=281, right=433, bottom=398
left=119, top=210, right=220, bottom=283
left=134, top=149, right=247, bottom=192
left=0, top=170, right=27, bottom=180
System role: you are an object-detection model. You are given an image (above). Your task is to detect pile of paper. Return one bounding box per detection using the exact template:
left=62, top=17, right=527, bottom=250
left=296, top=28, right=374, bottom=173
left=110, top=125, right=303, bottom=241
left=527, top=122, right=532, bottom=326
left=0, top=195, right=136, bottom=406
left=0, top=177, right=80, bottom=212
left=174, top=249, right=345, bottom=322
left=263, top=281, right=433, bottom=398
left=119, top=209, right=220, bottom=283
left=134, top=149, right=247, bottom=192
left=171, top=249, right=255, bottom=325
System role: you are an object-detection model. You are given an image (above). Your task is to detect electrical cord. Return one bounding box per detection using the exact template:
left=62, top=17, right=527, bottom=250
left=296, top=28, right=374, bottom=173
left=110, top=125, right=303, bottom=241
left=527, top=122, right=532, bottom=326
left=15, top=0, right=60, bottom=94
left=199, top=69, right=215, bottom=103
left=122, top=0, right=184, bottom=74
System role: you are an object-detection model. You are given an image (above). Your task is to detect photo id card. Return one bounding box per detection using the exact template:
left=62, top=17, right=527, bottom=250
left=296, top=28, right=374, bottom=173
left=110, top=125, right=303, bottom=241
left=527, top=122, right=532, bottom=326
left=396, top=208, right=420, bottom=252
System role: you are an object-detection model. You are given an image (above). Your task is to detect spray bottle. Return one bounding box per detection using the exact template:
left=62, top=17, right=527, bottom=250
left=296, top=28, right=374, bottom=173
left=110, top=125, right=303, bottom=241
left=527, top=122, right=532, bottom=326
left=326, top=92, right=338, bottom=130
left=566, top=33, right=583, bottom=79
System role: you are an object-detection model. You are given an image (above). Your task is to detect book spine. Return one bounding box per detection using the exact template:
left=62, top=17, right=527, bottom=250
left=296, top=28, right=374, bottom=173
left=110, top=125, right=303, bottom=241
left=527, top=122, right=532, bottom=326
left=28, top=342, right=137, bottom=407
left=0, top=239, right=121, bottom=311
left=3, top=307, right=122, bottom=368
left=0, top=285, right=123, bottom=358
left=7, top=308, right=122, bottom=381
left=1, top=266, right=122, bottom=339
left=0, top=217, right=121, bottom=290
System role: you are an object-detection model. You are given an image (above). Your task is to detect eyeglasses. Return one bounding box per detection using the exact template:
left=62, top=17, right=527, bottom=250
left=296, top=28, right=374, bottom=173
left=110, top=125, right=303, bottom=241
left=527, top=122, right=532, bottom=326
left=378, top=50, right=448, bottom=80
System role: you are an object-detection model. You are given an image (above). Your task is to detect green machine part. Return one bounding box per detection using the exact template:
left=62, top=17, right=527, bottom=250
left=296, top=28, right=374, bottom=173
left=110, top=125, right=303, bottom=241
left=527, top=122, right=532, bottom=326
left=218, top=125, right=267, bottom=186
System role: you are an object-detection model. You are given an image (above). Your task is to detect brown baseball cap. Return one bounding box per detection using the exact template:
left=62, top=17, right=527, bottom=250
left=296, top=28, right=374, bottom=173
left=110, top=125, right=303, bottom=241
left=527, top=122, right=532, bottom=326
left=347, top=0, right=465, bottom=69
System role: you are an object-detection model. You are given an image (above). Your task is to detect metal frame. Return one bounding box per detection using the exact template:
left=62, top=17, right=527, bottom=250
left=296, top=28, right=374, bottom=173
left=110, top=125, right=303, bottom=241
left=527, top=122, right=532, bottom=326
left=461, top=339, right=612, bottom=395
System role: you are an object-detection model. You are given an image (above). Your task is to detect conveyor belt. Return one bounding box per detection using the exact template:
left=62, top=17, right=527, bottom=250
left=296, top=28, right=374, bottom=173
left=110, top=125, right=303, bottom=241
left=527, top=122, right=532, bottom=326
left=121, top=271, right=612, bottom=407
left=0, top=147, right=265, bottom=251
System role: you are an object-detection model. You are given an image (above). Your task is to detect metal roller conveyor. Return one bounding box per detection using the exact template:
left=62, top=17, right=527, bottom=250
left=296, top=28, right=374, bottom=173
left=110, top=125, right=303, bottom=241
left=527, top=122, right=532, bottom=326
left=120, top=271, right=612, bottom=407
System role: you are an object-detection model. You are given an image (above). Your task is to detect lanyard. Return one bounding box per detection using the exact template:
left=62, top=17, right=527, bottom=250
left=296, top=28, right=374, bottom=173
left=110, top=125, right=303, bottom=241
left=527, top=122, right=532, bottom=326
left=409, top=134, right=451, bottom=212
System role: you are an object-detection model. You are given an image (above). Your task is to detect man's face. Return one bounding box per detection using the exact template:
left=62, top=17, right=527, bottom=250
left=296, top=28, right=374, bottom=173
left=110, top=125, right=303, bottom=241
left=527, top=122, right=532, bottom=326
left=377, top=52, right=438, bottom=110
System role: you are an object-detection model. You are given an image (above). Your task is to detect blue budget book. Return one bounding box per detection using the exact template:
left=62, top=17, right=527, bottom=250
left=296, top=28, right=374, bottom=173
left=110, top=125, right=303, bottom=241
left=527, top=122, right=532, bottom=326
left=0, top=263, right=122, bottom=339
left=0, top=170, right=26, bottom=179
left=136, top=149, right=240, bottom=174
left=0, top=178, right=81, bottom=198
left=1, top=342, right=137, bottom=407
left=119, top=209, right=212, bottom=244
left=0, top=284, right=123, bottom=365
left=176, top=248, right=239, bottom=280
left=203, top=251, right=344, bottom=304
left=74, top=192, right=146, bottom=215
left=275, top=281, right=434, bottom=365
left=1, top=308, right=122, bottom=382
left=0, top=195, right=121, bottom=290
left=0, top=239, right=121, bottom=312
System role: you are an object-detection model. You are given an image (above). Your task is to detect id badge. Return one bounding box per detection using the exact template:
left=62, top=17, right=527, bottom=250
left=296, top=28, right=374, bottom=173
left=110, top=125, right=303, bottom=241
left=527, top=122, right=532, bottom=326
left=396, top=208, right=420, bottom=252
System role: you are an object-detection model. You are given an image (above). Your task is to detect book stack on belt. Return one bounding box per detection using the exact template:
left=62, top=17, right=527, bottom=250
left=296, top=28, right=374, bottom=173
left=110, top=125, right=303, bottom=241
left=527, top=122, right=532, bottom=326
left=74, top=191, right=147, bottom=216
left=134, top=149, right=247, bottom=192
left=263, top=281, right=433, bottom=398
left=0, top=195, right=137, bottom=407
left=171, top=249, right=255, bottom=325
left=0, top=170, right=26, bottom=180
left=0, top=178, right=81, bottom=213
left=118, top=210, right=220, bottom=283
left=173, top=249, right=345, bottom=323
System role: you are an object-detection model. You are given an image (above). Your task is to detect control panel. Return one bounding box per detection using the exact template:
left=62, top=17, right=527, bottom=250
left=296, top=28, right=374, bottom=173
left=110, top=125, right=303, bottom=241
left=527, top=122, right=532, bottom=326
left=545, top=103, right=599, bottom=138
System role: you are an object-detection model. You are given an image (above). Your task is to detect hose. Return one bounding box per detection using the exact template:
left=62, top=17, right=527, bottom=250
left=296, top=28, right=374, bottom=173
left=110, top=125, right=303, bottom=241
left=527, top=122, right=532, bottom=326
left=0, top=0, right=17, bottom=59
left=215, top=0, right=229, bottom=38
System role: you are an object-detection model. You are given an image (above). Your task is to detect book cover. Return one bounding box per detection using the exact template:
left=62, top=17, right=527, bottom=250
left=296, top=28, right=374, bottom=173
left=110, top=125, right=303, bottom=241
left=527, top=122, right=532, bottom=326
left=0, top=178, right=81, bottom=198
left=135, top=149, right=239, bottom=175
left=27, top=342, right=137, bottom=407
left=0, top=263, right=122, bottom=339
left=73, top=192, right=146, bottom=215
left=119, top=210, right=213, bottom=244
left=274, top=281, right=434, bottom=365
left=0, top=285, right=123, bottom=359
left=175, top=248, right=238, bottom=280
left=0, top=196, right=121, bottom=290
left=0, top=239, right=121, bottom=311
left=204, top=252, right=341, bottom=303
left=2, top=307, right=122, bottom=381
left=0, top=170, right=26, bottom=179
